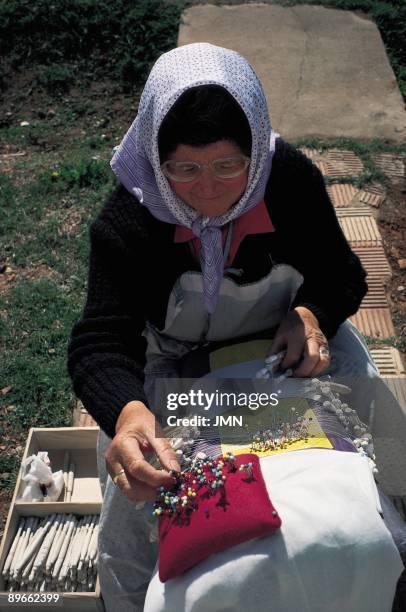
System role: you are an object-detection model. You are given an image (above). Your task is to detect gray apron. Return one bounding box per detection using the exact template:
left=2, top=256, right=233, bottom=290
left=141, top=222, right=302, bottom=399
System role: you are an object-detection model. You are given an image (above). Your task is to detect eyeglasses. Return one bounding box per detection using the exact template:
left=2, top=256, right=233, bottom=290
left=161, top=155, right=250, bottom=183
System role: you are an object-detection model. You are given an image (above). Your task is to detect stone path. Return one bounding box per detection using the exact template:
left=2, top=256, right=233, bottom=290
left=303, top=146, right=406, bottom=507
left=308, top=148, right=404, bottom=349
left=178, top=3, right=406, bottom=142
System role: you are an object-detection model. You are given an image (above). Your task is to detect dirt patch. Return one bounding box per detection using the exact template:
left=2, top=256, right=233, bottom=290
left=0, top=149, right=27, bottom=177
left=1, top=71, right=139, bottom=151
left=0, top=489, right=12, bottom=540
left=0, top=419, right=25, bottom=539
left=0, top=264, right=58, bottom=296
left=378, top=181, right=406, bottom=361
left=58, top=209, right=83, bottom=237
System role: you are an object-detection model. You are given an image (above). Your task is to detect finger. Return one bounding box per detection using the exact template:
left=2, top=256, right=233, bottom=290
left=146, top=421, right=181, bottom=473
left=119, top=437, right=176, bottom=488
left=268, top=333, right=287, bottom=356
left=105, top=454, right=138, bottom=500
left=281, top=337, right=304, bottom=370
left=107, top=459, right=126, bottom=487
left=116, top=473, right=162, bottom=502
left=309, top=348, right=331, bottom=377
left=107, top=451, right=174, bottom=502
left=293, top=339, right=320, bottom=377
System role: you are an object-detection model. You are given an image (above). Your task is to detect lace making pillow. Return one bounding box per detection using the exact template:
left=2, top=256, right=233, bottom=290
left=156, top=453, right=281, bottom=582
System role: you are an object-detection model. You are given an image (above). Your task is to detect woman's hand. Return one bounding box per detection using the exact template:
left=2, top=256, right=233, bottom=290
left=269, top=306, right=330, bottom=377
left=105, top=401, right=181, bottom=502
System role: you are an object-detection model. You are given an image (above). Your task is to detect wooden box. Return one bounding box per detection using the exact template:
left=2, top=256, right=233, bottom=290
left=0, top=428, right=104, bottom=611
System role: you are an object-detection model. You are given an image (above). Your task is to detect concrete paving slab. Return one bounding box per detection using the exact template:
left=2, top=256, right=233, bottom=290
left=371, top=347, right=406, bottom=376
left=338, top=214, right=382, bottom=246
left=351, top=308, right=395, bottom=338
left=73, top=400, right=98, bottom=427
left=359, top=188, right=385, bottom=208
left=298, top=147, right=319, bottom=160
left=323, top=150, right=364, bottom=175
left=313, top=160, right=334, bottom=176
left=298, top=147, right=364, bottom=176
left=335, top=205, right=372, bottom=217
left=360, top=279, right=389, bottom=308
left=372, top=153, right=405, bottom=183
left=352, top=245, right=392, bottom=281
left=327, top=183, right=359, bottom=207
left=179, top=4, right=406, bottom=141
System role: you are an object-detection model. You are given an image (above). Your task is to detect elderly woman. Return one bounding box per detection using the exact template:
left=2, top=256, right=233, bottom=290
left=68, top=43, right=403, bottom=611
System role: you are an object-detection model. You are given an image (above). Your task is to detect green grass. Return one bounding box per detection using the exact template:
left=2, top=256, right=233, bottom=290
left=0, top=124, right=56, bottom=147
left=0, top=136, right=116, bottom=463
left=0, top=0, right=185, bottom=94
left=292, top=136, right=406, bottom=188
left=0, top=279, right=76, bottom=430
left=0, top=456, right=20, bottom=491
left=31, top=158, right=111, bottom=195
left=364, top=335, right=406, bottom=352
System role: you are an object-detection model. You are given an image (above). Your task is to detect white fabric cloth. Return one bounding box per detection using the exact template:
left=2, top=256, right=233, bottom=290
left=144, top=450, right=403, bottom=612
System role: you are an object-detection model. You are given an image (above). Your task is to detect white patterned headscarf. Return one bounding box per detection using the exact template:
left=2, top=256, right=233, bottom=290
left=111, top=42, right=277, bottom=313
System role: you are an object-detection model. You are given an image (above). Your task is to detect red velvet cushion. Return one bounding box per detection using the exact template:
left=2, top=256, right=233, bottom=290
left=158, top=453, right=281, bottom=582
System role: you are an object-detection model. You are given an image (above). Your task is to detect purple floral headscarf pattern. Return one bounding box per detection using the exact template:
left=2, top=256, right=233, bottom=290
left=111, top=42, right=277, bottom=313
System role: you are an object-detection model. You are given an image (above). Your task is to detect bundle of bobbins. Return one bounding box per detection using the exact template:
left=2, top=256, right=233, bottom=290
left=256, top=352, right=293, bottom=382
left=2, top=513, right=99, bottom=593
left=250, top=408, right=313, bottom=454
left=303, top=377, right=377, bottom=473
left=255, top=363, right=377, bottom=473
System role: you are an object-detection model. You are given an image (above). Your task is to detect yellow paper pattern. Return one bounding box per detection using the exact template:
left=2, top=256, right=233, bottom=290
left=220, top=408, right=333, bottom=457
left=209, top=339, right=270, bottom=371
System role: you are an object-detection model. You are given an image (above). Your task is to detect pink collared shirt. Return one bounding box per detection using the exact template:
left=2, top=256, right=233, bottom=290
left=174, top=199, right=275, bottom=267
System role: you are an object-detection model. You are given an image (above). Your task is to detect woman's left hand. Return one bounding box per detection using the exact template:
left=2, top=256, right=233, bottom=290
left=268, top=306, right=331, bottom=377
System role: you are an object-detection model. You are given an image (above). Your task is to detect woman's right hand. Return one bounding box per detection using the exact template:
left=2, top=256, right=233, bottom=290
left=105, top=400, right=181, bottom=502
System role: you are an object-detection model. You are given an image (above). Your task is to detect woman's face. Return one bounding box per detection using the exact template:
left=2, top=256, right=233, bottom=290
left=165, top=140, right=249, bottom=217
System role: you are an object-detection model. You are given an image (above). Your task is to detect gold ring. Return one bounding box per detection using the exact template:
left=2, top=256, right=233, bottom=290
left=112, top=469, right=125, bottom=485
left=319, top=346, right=330, bottom=357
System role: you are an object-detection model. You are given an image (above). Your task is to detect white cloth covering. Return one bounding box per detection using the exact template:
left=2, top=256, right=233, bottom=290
left=144, top=449, right=403, bottom=612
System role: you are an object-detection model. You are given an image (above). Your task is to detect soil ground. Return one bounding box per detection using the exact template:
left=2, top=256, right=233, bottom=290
left=378, top=183, right=406, bottom=349
left=1, top=77, right=136, bottom=538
